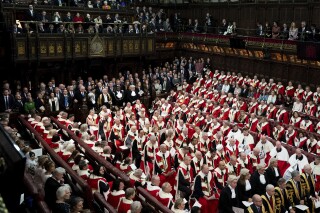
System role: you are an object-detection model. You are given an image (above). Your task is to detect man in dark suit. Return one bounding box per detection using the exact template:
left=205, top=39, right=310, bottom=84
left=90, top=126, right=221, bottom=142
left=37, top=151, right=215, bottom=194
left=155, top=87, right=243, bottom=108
left=265, top=158, right=281, bottom=186
left=298, top=21, right=311, bottom=41
left=0, top=89, right=15, bottom=112
left=246, top=194, right=265, bottom=213
left=44, top=167, right=65, bottom=209
left=60, top=89, right=72, bottom=111
left=162, top=77, right=171, bottom=93
left=218, top=175, right=240, bottom=213
left=14, top=93, right=24, bottom=113
left=250, top=163, right=268, bottom=196
left=240, top=85, right=249, bottom=98
left=74, top=86, right=87, bottom=107
left=25, top=5, right=36, bottom=21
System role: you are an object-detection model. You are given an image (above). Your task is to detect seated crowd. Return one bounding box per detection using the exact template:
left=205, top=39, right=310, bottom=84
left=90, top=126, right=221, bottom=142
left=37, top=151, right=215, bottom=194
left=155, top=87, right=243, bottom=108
left=3, top=56, right=320, bottom=213
left=9, top=1, right=320, bottom=42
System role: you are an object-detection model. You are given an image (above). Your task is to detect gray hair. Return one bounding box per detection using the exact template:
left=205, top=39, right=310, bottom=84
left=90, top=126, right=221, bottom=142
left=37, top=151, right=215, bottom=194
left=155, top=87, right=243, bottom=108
left=53, top=167, right=65, bottom=176
left=291, top=170, right=300, bottom=178
left=56, top=184, right=71, bottom=200
left=174, top=198, right=184, bottom=209
left=161, top=182, right=170, bottom=191
left=125, top=188, right=135, bottom=199
left=266, top=184, right=274, bottom=191
left=133, top=169, right=143, bottom=176
left=131, top=201, right=142, bottom=213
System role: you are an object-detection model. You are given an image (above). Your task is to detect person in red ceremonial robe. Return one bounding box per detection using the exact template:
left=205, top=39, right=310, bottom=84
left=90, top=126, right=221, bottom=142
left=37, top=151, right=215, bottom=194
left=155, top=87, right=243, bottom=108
left=256, top=117, right=271, bottom=137
left=225, top=138, right=239, bottom=161
left=276, top=81, right=285, bottom=95
left=77, top=160, right=91, bottom=181
left=304, top=100, right=317, bottom=116
left=306, top=135, right=318, bottom=153
left=300, top=116, right=314, bottom=132
left=209, top=118, right=222, bottom=135
left=237, top=99, right=248, bottom=112
left=175, top=128, right=189, bottom=150
left=249, top=147, right=261, bottom=171
left=275, top=105, right=289, bottom=124
left=126, top=114, right=139, bottom=132
left=202, top=114, right=213, bottom=132
left=221, top=121, right=231, bottom=137
left=212, top=101, right=221, bottom=118
left=285, top=81, right=295, bottom=98
left=272, top=123, right=285, bottom=141
left=117, top=188, right=135, bottom=213
left=303, top=86, right=313, bottom=102
left=146, top=175, right=161, bottom=197
left=220, top=102, right=230, bottom=121
left=199, top=132, right=212, bottom=154
left=87, top=165, right=110, bottom=199
left=175, top=156, right=194, bottom=200
left=294, top=132, right=308, bottom=150
left=248, top=98, right=259, bottom=114
left=237, top=110, right=249, bottom=128
left=190, top=151, right=205, bottom=175
left=290, top=111, right=302, bottom=128
left=257, top=100, right=268, bottom=117
left=86, top=109, right=99, bottom=140
left=141, top=135, right=158, bottom=177
left=294, top=84, right=305, bottom=100
left=129, top=169, right=146, bottom=188
left=109, top=118, right=125, bottom=150
left=157, top=182, right=174, bottom=208
left=107, top=179, right=125, bottom=209
left=192, top=164, right=219, bottom=213
left=214, top=161, right=228, bottom=192
left=248, top=113, right=259, bottom=133
left=229, top=104, right=239, bottom=123
left=237, top=152, right=253, bottom=173
left=285, top=125, right=297, bottom=146
left=226, top=155, right=241, bottom=176
left=266, top=103, right=278, bottom=120
left=205, top=149, right=218, bottom=172
left=154, top=144, right=176, bottom=187
left=310, top=156, right=320, bottom=192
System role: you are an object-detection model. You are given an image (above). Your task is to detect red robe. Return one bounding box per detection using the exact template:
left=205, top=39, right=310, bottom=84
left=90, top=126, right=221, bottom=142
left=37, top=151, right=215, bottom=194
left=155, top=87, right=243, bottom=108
left=257, top=122, right=271, bottom=136
left=107, top=190, right=125, bottom=209
left=117, top=198, right=133, bottom=213
left=154, top=151, right=176, bottom=186
left=285, top=130, right=297, bottom=146
left=213, top=167, right=228, bottom=192
left=248, top=118, right=259, bottom=132
left=146, top=183, right=161, bottom=198
left=275, top=109, right=289, bottom=124
left=193, top=171, right=219, bottom=213
left=285, top=86, right=295, bottom=97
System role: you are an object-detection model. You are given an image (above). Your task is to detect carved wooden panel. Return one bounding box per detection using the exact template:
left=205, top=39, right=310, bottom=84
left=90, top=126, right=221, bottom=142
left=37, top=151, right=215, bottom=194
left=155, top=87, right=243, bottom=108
left=17, top=40, right=26, bottom=58
left=39, top=41, right=47, bottom=57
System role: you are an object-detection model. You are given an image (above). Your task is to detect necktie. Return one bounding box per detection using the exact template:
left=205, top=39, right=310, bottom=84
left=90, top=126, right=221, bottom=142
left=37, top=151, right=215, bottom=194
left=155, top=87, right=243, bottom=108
left=5, top=96, right=9, bottom=110
left=52, top=99, right=56, bottom=111
left=65, top=96, right=68, bottom=107
left=269, top=197, right=273, bottom=209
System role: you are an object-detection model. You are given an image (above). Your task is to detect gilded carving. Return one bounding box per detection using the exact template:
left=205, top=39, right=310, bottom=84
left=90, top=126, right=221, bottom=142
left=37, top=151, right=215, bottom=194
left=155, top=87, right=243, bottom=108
left=17, top=42, right=25, bottom=56
left=57, top=44, right=63, bottom=54
left=75, top=42, right=81, bottom=54
left=49, top=43, right=55, bottom=54
left=89, top=34, right=105, bottom=56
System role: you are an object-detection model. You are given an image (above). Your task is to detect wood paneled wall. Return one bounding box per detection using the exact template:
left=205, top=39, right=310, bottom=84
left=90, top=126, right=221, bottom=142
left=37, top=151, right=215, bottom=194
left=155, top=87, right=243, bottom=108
left=158, top=3, right=320, bottom=32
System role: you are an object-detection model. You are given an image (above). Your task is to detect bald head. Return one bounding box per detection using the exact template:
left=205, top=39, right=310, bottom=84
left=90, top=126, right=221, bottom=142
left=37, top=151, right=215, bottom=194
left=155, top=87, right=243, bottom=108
left=252, top=194, right=263, bottom=207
